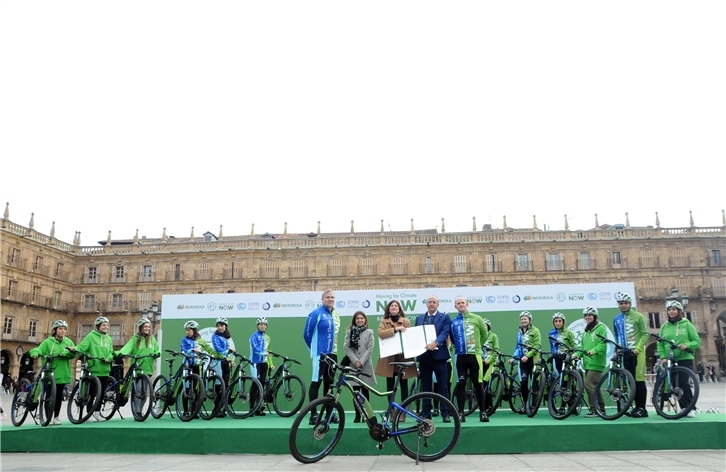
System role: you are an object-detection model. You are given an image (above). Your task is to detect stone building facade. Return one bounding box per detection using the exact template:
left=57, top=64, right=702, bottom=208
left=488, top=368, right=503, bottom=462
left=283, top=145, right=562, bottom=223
left=2, top=204, right=725, bottom=384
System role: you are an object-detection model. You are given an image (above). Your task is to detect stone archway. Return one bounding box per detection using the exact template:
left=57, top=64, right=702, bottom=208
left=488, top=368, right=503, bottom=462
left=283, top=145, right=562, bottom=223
left=18, top=353, right=35, bottom=381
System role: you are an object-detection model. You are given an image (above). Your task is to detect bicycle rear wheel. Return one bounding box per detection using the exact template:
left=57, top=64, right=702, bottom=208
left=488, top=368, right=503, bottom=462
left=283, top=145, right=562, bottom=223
left=150, top=375, right=170, bottom=419
left=548, top=369, right=583, bottom=420
left=289, top=397, right=344, bottom=464
left=454, top=378, right=478, bottom=417
left=526, top=370, right=546, bottom=417
left=38, top=375, right=57, bottom=427
left=98, top=376, right=119, bottom=421
left=130, top=374, right=153, bottom=421
left=272, top=374, right=305, bottom=417
left=393, top=392, right=460, bottom=462
left=653, top=366, right=700, bottom=420
left=199, top=374, right=225, bottom=420
left=175, top=373, right=203, bottom=422
left=507, top=379, right=524, bottom=413
left=226, top=375, right=262, bottom=419
left=485, top=372, right=504, bottom=417
left=68, top=376, right=101, bottom=424
left=594, top=367, right=635, bottom=420
left=10, top=379, right=31, bottom=427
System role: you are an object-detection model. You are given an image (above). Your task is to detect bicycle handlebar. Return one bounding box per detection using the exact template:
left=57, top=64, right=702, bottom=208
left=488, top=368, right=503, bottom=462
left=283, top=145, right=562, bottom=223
left=320, top=353, right=371, bottom=377
left=595, top=334, right=631, bottom=352
left=268, top=351, right=301, bottom=365
left=650, top=333, right=695, bottom=355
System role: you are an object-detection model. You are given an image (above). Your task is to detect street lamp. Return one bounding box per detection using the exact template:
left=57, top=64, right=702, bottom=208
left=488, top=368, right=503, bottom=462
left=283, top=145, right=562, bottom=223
left=669, top=288, right=689, bottom=311
left=143, top=301, right=162, bottom=334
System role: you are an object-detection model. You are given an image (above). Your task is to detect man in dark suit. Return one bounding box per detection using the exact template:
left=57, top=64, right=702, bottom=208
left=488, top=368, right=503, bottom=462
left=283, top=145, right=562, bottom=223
left=415, top=295, right=452, bottom=421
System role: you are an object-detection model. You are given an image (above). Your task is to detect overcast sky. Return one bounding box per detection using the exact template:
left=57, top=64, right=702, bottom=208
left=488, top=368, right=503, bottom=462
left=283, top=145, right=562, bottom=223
left=1, top=1, right=724, bottom=245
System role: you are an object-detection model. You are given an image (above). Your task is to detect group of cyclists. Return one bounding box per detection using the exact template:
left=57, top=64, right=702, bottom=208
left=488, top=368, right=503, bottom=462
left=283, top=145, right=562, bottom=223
left=11, top=289, right=702, bottom=426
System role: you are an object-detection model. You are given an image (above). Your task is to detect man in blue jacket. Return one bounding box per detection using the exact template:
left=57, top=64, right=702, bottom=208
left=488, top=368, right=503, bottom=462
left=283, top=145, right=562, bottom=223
left=303, top=289, right=340, bottom=424
left=415, top=295, right=452, bottom=422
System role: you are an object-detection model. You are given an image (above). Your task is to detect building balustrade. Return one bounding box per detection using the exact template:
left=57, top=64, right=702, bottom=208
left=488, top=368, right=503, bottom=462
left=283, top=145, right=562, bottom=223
left=1, top=329, right=50, bottom=344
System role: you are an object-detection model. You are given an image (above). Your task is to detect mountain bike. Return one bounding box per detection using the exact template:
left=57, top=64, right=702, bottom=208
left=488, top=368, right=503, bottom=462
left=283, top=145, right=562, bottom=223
left=289, top=354, right=460, bottom=465
left=11, top=354, right=59, bottom=427
left=226, top=352, right=263, bottom=419
left=546, top=339, right=584, bottom=420
left=500, top=354, right=524, bottom=413
left=650, top=333, right=700, bottom=419
left=67, top=354, right=104, bottom=424
left=455, top=348, right=504, bottom=417
left=263, top=351, right=306, bottom=417
left=593, top=334, right=636, bottom=420
left=519, top=344, right=552, bottom=418
left=197, top=352, right=226, bottom=420
left=97, top=354, right=155, bottom=421
left=150, top=350, right=204, bottom=422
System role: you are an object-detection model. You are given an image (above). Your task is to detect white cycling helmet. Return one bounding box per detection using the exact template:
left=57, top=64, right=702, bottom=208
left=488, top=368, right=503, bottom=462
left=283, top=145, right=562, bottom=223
left=482, top=318, right=491, bottom=328
left=257, top=317, right=268, bottom=325
left=666, top=300, right=684, bottom=311
left=519, top=311, right=532, bottom=320
left=614, top=292, right=632, bottom=303
left=552, top=312, right=566, bottom=322
left=184, top=320, right=199, bottom=330
left=94, top=316, right=109, bottom=327
left=138, top=317, right=151, bottom=328
left=216, top=316, right=228, bottom=325
left=583, top=306, right=599, bottom=316
left=52, top=320, right=69, bottom=329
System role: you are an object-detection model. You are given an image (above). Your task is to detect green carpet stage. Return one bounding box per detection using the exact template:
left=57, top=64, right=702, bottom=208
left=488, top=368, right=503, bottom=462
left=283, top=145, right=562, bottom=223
left=2, top=411, right=725, bottom=455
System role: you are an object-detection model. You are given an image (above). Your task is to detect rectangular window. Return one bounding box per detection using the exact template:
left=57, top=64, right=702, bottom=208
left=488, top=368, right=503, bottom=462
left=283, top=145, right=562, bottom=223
left=264, top=261, right=275, bottom=270
left=56, top=262, right=64, bottom=277
left=143, top=265, right=153, bottom=277
left=8, top=280, right=18, bottom=295
left=34, top=255, right=44, bottom=270
left=84, top=294, right=96, bottom=308
left=28, top=320, right=38, bottom=338
left=80, top=325, right=93, bottom=338
left=3, top=316, right=13, bottom=335
left=485, top=254, right=496, bottom=272
left=293, top=260, right=304, bottom=271
left=53, top=291, right=62, bottom=308
left=10, top=248, right=20, bottom=264
left=648, top=312, right=661, bottom=329
left=31, top=286, right=42, bottom=304
left=174, top=264, right=182, bottom=281
left=109, top=324, right=122, bottom=342
left=360, top=258, right=374, bottom=276
left=138, top=292, right=151, bottom=310
left=516, top=254, right=529, bottom=271
left=85, top=267, right=98, bottom=283
left=454, top=255, right=467, bottom=273
left=611, top=252, right=622, bottom=265
left=547, top=253, right=562, bottom=271
left=643, top=279, right=657, bottom=294
left=113, top=266, right=126, bottom=281
left=111, top=293, right=123, bottom=308
left=391, top=257, right=405, bottom=275
left=713, top=279, right=726, bottom=297
left=579, top=252, right=591, bottom=270
left=712, top=250, right=722, bottom=265
left=362, top=258, right=372, bottom=270
left=425, top=257, right=434, bottom=274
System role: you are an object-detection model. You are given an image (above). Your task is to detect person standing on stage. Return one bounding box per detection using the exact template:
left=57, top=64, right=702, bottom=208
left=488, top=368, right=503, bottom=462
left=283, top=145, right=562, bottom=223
left=414, top=295, right=452, bottom=422
left=303, top=289, right=341, bottom=424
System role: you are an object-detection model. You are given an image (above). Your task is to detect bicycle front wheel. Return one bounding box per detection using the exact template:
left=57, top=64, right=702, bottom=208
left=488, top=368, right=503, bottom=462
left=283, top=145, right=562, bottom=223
left=273, top=374, right=305, bottom=417
left=68, top=375, right=101, bottom=424
left=507, top=379, right=524, bottom=413
left=486, top=372, right=504, bottom=417
left=393, top=392, right=460, bottom=462
left=594, top=367, right=635, bottom=420
left=199, top=374, right=225, bottom=420
left=226, top=375, right=262, bottom=419
left=98, top=376, right=119, bottom=421
left=10, top=379, right=31, bottom=427
left=548, top=369, right=583, bottom=420
left=130, top=373, right=153, bottom=421
left=653, top=366, right=700, bottom=420
left=150, top=375, right=170, bottom=419
left=526, top=370, right=546, bottom=417
left=289, top=397, right=345, bottom=464
left=175, top=373, right=203, bottom=422
left=38, top=375, right=57, bottom=427
left=453, top=378, right=478, bottom=417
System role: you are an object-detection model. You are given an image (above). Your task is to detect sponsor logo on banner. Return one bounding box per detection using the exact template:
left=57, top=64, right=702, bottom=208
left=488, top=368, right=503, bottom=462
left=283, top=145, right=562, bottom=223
left=556, top=293, right=566, bottom=302
left=362, top=300, right=371, bottom=308
left=177, top=304, right=205, bottom=310
left=336, top=301, right=345, bottom=309
left=587, top=293, right=597, bottom=301
left=218, top=304, right=234, bottom=311
left=512, top=295, right=521, bottom=303
left=599, top=292, right=612, bottom=300
left=273, top=303, right=303, bottom=308
left=305, top=300, right=316, bottom=310
left=237, top=303, right=246, bottom=310
left=248, top=302, right=260, bottom=310
left=467, top=298, right=483, bottom=304
left=486, top=296, right=495, bottom=304
left=262, top=302, right=271, bottom=311
left=497, top=295, right=510, bottom=303
left=347, top=300, right=359, bottom=308
left=568, top=293, right=585, bottom=301
left=523, top=295, right=554, bottom=301
left=207, top=302, right=217, bottom=311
